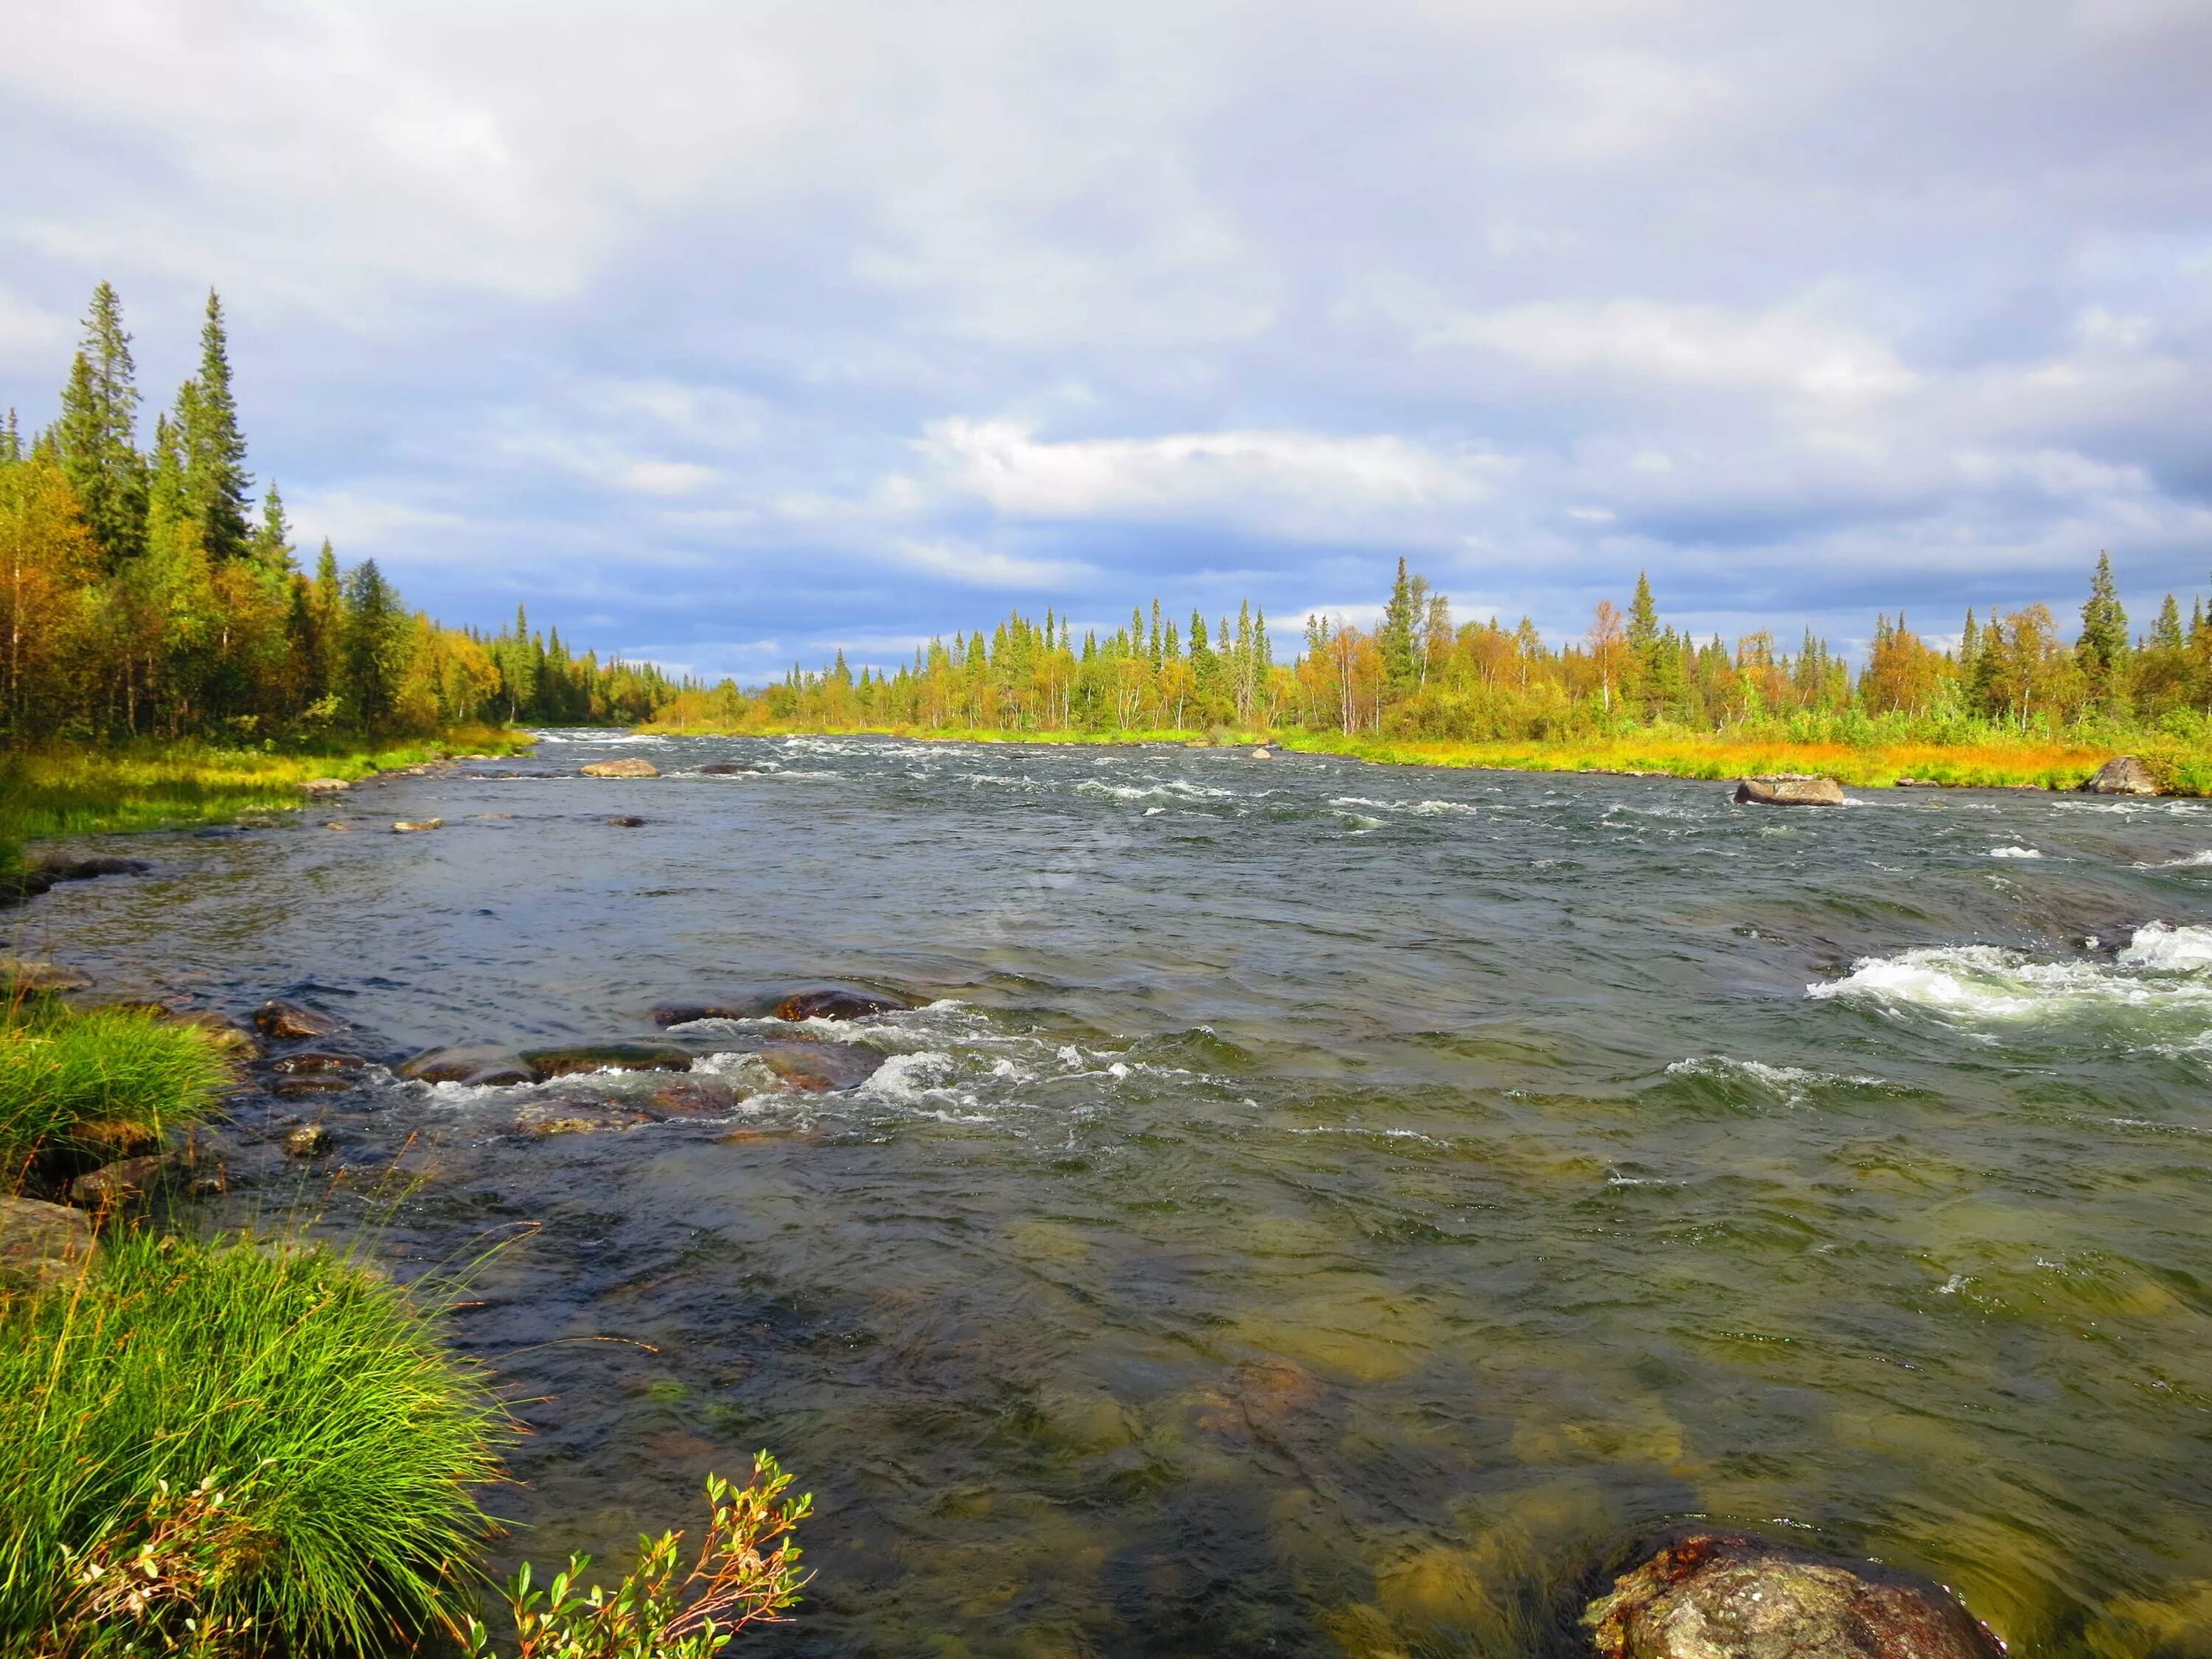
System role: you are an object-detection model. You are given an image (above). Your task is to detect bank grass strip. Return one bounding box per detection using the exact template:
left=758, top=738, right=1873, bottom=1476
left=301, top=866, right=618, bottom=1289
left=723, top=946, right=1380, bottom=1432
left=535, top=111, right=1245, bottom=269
left=0, top=1000, right=236, bottom=1189
left=0, top=1228, right=508, bottom=1658
left=0, top=726, right=531, bottom=847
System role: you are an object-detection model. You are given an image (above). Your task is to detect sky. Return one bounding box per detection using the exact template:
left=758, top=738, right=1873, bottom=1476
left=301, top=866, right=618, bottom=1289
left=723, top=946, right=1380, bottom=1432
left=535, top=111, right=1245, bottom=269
left=2, top=0, right=2208, bottom=681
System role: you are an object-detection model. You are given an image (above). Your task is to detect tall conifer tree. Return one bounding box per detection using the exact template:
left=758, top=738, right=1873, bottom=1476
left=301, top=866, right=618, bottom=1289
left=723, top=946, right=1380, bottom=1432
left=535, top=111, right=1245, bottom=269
left=178, top=290, right=253, bottom=563
left=54, top=282, right=147, bottom=568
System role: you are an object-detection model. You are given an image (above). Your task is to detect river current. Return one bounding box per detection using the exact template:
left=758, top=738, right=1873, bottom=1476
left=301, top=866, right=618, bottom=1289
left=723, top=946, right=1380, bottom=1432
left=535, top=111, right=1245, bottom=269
left=21, top=734, right=2212, bottom=1657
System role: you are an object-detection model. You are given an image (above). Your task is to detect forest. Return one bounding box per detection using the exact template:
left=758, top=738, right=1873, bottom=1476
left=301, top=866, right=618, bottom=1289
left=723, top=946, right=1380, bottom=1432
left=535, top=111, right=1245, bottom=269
left=1, top=285, right=677, bottom=745
left=648, top=556, right=2212, bottom=748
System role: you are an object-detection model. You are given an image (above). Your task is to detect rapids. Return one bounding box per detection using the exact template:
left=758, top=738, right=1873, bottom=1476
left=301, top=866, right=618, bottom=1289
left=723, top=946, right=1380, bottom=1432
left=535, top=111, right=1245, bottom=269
left=18, top=734, right=2212, bottom=1657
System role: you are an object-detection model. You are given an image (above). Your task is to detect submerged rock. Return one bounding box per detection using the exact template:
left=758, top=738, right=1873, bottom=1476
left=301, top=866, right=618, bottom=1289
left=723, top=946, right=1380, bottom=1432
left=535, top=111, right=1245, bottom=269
left=392, top=818, right=445, bottom=833
left=520, top=1042, right=694, bottom=1079
left=266, top=1050, right=364, bottom=1075
left=284, top=1124, right=335, bottom=1158
left=580, top=758, right=660, bottom=778
left=167, top=1009, right=260, bottom=1057
left=0, top=958, right=92, bottom=994
left=38, top=855, right=151, bottom=883
left=646, top=1077, right=740, bottom=1116
left=397, top=1043, right=532, bottom=1085
left=271, top=1076, right=352, bottom=1098
left=759, top=1040, right=886, bottom=1093
left=1733, top=774, right=1846, bottom=807
left=773, top=987, right=911, bottom=1022
left=1585, top=1534, right=2003, bottom=1659
left=698, top=762, right=745, bottom=775
left=2080, top=754, right=2159, bottom=796
left=606, top=815, right=647, bottom=827
left=515, top=1097, right=655, bottom=1135
left=0, top=1196, right=94, bottom=1290
left=253, top=999, right=342, bottom=1040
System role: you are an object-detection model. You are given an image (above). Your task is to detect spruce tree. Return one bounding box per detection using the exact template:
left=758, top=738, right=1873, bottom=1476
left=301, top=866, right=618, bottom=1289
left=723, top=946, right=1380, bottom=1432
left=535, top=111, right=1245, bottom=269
left=2152, top=594, right=2184, bottom=652
left=341, top=558, right=406, bottom=729
left=2076, top=551, right=2129, bottom=709
left=178, top=291, right=253, bottom=563
left=54, top=282, right=147, bottom=568
left=248, top=483, right=295, bottom=575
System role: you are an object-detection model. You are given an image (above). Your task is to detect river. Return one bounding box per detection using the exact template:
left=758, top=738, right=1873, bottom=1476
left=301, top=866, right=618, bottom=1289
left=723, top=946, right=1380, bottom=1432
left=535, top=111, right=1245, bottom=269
left=22, top=733, right=2212, bottom=1656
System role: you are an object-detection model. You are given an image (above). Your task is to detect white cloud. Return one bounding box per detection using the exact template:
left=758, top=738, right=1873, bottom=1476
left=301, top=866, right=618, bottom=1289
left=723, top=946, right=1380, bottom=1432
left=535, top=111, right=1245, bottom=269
left=886, top=539, right=1097, bottom=589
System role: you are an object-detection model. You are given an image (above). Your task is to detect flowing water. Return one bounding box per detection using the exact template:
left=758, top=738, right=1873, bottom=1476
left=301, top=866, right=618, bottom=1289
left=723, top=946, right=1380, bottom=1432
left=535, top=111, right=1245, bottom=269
left=21, top=734, right=2212, bottom=1657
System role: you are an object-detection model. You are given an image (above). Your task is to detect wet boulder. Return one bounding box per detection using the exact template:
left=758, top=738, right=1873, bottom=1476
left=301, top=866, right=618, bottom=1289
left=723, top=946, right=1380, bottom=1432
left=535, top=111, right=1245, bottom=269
left=397, top=1044, right=538, bottom=1086
left=580, top=758, right=660, bottom=778
left=392, top=818, right=444, bottom=833
left=759, top=1040, right=886, bottom=1093
left=0, top=1197, right=94, bottom=1291
left=606, top=815, right=647, bottom=827
left=271, top=1075, right=352, bottom=1098
left=2080, top=754, right=2159, bottom=796
left=515, top=1097, right=655, bottom=1135
left=1733, top=774, right=1846, bottom=807
left=253, top=999, right=343, bottom=1040
left=773, top=987, right=911, bottom=1022
left=166, top=1009, right=260, bottom=1057
left=520, top=1042, right=693, bottom=1079
left=1585, top=1534, right=2003, bottom=1659
left=651, top=998, right=758, bottom=1026
left=698, top=762, right=744, bottom=775
left=68, top=1150, right=207, bottom=1209
left=266, top=1050, right=364, bottom=1075
left=301, top=777, right=351, bottom=796
left=285, top=1124, right=335, bottom=1158
left=38, top=854, right=150, bottom=883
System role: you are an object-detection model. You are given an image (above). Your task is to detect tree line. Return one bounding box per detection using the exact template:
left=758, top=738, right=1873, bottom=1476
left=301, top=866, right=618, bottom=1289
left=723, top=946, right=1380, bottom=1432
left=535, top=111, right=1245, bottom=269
left=1, top=285, right=676, bottom=743
left=653, top=555, right=2212, bottom=742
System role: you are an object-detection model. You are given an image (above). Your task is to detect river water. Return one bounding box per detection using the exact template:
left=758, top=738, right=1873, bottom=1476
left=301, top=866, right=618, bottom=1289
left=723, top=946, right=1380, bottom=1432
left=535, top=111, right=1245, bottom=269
left=21, top=734, right=2212, bottom=1657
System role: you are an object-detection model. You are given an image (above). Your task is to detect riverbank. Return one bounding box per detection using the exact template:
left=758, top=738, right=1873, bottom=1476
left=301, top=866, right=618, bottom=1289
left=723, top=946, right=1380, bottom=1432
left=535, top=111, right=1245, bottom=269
left=0, top=728, right=535, bottom=892
left=636, top=719, right=2211, bottom=793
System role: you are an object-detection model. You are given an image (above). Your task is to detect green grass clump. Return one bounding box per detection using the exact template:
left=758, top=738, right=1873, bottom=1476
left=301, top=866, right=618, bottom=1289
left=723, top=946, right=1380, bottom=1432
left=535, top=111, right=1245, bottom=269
left=0, top=1230, right=507, bottom=1657
left=0, top=1001, right=235, bottom=1188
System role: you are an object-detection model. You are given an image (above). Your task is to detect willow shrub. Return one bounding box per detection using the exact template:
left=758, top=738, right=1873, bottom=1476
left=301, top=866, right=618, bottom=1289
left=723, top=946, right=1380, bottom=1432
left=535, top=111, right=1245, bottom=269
left=0, top=1001, right=235, bottom=1185
left=0, top=1231, right=507, bottom=1657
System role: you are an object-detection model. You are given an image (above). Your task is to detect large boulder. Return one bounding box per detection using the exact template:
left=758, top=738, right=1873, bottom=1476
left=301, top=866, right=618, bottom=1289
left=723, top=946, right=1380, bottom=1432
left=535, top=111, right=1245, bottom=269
left=1733, top=774, right=1846, bottom=807
left=68, top=1150, right=206, bottom=1209
left=1585, top=1534, right=2003, bottom=1659
left=698, top=762, right=745, bottom=775
left=397, top=1043, right=537, bottom=1085
left=759, top=1041, right=886, bottom=1093
left=580, top=758, right=660, bottom=778
left=2079, top=755, right=2159, bottom=796
left=0, top=1196, right=94, bottom=1290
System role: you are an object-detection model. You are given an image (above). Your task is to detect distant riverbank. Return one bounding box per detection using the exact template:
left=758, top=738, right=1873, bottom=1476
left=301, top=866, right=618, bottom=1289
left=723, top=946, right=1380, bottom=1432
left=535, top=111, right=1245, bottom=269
left=636, top=719, right=2210, bottom=794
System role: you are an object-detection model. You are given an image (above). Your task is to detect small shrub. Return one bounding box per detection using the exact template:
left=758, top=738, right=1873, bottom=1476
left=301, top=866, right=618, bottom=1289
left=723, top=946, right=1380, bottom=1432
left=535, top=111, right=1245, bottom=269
left=0, top=1001, right=234, bottom=1186
left=465, top=1456, right=810, bottom=1659
left=0, top=1230, right=507, bottom=1655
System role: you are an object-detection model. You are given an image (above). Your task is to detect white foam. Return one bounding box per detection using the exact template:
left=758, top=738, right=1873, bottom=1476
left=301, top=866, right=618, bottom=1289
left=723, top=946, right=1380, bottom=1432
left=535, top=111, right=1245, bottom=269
left=1989, top=846, right=2042, bottom=859
left=2135, top=850, right=2212, bottom=869
left=2118, top=921, right=2212, bottom=971
left=1665, top=1056, right=1885, bottom=1098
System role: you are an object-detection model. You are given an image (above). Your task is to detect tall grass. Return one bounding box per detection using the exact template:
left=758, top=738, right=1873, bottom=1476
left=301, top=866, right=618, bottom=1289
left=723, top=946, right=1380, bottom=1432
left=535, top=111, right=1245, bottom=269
left=0, top=1001, right=236, bottom=1189
left=0, top=1230, right=507, bottom=1657
left=0, top=728, right=529, bottom=846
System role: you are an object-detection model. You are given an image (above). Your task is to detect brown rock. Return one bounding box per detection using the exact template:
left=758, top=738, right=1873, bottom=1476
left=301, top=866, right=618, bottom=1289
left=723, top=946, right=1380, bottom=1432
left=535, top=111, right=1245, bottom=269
left=69, top=1150, right=200, bottom=1208
left=2079, top=755, right=2159, bottom=796
left=651, top=999, right=757, bottom=1026
left=167, top=1009, right=260, bottom=1057
left=254, top=999, right=342, bottom=1040
left=1733, top=774, right=1847, bottom=807
left=285, top=1124, right=335, bottom=1158
left=759, top=1040, right=886, bottom=1093
left=580, top=758, right=660, bottom=778
left=271, top=1076, right=352, bottom=1098
left=0, top=1196, right=94, bottom=1291
left=698, top=762, right=744, bottom=774
left=323, top=820, right=353, bottom=832
left=391, top=818, right=445, bottom=833
left=1585, top=1534, right=2003, bottom=1659
left=606, top=815, right=647, bottom=827
left=773, top=987, right=911, bottom=1022
left=397, top=1044, right=536, bottom=1085
left=301, top=777, right=351, bottom=796
left=515, top=1097, right=654, bottom=1135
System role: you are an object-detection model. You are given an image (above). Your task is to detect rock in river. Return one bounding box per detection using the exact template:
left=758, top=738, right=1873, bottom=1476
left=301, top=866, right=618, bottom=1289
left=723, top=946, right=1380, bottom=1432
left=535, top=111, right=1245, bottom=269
left=0, top=958, right=93, bottom=994
left=284, top=1123, right=335, bottom=1158
left=1585, top=1534, right=2003, bottom=1659
left=2079, top=754, right=2159, bottom=796
left=518, top=1042, right=694, bottom=1079
left=0, top=1197, right=94, bottom=1290
left=392, top=818, right=445, bottom=833
left=254, top=999, right=343, bottom=1040
left=580, top=758, right=660, bottom=778
left=759, top=1040, right=886, bottom=1093
left=515, top=1097, right=655, bottom=1135
left=69, top=1150, right=207, bottom=1209
left=397, top=1043, right=537, bottom=1085
left=698, top=762, right=744, bottom=774
left=1733, top=774, right=1846, bottom=807
left=774, top=987, right=911, bottom=1022
left=647, top=1077, right=740, bottom=1116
